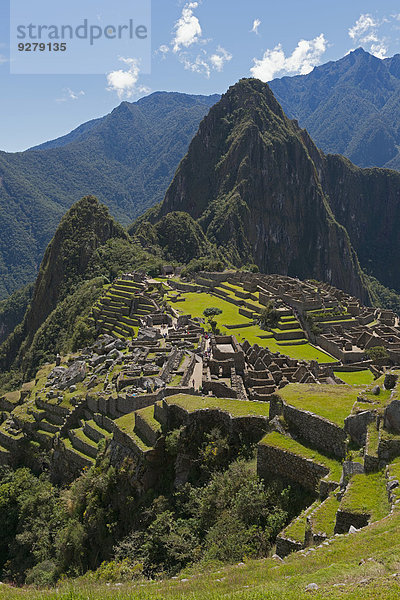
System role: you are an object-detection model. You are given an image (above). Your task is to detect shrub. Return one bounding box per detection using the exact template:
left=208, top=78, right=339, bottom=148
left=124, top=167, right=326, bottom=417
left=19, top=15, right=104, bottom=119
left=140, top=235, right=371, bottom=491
left=366, top=346, right=389, bottom=362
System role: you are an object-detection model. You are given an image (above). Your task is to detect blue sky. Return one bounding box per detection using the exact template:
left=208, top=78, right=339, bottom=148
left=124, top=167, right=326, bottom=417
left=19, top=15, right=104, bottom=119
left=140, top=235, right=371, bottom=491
left=1, top=0, right=400, bottom=152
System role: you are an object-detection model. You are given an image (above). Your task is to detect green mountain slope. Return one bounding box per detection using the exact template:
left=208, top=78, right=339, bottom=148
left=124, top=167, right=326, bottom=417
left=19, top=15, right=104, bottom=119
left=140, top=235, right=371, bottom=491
left=269, top=48, right=400, bottom=170
left=0, top=92, right=219, bottom=299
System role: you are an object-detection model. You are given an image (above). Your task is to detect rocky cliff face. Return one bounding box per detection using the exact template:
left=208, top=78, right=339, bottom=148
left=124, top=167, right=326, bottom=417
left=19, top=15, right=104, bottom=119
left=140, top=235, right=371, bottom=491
left=321, top=156, right=400, bottom=292
left=156, top=79, right=371, bottom=302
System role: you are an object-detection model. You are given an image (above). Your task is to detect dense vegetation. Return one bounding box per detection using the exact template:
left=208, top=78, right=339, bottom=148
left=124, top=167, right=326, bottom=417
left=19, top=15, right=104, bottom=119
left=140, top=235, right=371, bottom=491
left=0, top=92, right=218, bottom=299
left=270, top=48, right=400, bottom=169
left=0, top=429, right=312, bottom=586
left=0, top=284, right=33, bottom=345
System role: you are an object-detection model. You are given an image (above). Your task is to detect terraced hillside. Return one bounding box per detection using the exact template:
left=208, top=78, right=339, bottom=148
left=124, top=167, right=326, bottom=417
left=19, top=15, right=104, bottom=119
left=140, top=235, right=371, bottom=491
left=1, top=269, right=400, bottom=592
left=91, top=276, right=161, bottom=339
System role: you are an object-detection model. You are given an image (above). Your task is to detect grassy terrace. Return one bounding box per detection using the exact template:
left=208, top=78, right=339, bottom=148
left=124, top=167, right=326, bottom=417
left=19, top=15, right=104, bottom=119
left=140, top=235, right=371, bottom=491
left=340, top=471, right=390, bottom=522
left=169, top=292, right=335, bottom=363
left=62, top=438, right=95, bottom=463
left=366, top=422, right=380, bottom=458
left=114, top=413, right=152, bottom=452
left=260, top=432, right=342, bottom=482
left=311, top=494, right=340, bottom=537
left=278, top=383, right=359, bottom=427
left=354, top=377, right=393, bottom=414
left=166, top=394, right=270, bottom=418
left=334, top=370, right=375, bottom=386
left=283, top=499, right=321, bottom=543
left=136, top=405, right=162, bottom=433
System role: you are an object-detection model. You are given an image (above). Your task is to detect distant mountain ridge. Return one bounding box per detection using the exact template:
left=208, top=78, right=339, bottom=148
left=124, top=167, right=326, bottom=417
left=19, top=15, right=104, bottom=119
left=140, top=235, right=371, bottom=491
left=269, top=48, right=400, bottom=170
left=0, top=91, right=219, bottom=299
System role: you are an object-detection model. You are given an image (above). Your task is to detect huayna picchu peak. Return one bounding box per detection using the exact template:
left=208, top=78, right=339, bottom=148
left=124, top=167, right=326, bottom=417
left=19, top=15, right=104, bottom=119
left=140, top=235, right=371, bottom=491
left=145, top=77, right=400, bottom=303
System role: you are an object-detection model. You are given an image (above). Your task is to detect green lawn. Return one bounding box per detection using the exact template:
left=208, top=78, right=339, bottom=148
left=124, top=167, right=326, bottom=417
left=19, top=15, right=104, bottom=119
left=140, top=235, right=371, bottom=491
left=366, top=422, right=380, bottom=458
left=388, top=458, right=400, bottom=508
left=278, top=383, right=359, bottom=427
left=311, top=494, right=340, bottom=537
left=171, top=292, right=250, bottom=326
left=334, top=370, right=375, bottom=386
left=340, top=471, right=390, bottom=522
left=283, top=500, right=321, bottom=543
left=114, top=413, right=152, bottom=452
left=168, top=291, right=336, bottom=363
left=220, top=326, right=335, bottom=363
left=166, top=394, right=270, bottom=418
left=259, top=431, right=342, bottom=481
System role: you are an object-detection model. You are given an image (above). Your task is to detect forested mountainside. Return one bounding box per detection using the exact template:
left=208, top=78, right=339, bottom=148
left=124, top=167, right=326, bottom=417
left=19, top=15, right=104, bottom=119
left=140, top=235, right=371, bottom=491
left=0, top=91, right=218, bottom=299
left=269, top=48, right=400, bottom=170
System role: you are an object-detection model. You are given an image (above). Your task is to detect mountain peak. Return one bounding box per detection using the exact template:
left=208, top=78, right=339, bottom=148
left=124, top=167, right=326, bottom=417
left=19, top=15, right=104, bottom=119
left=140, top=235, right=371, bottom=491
left=152, top=80, right=370, bottom=302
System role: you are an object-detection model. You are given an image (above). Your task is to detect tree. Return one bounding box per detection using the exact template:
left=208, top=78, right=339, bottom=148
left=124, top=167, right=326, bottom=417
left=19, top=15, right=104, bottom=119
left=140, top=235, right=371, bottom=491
left=259, top=302, right=279, bottom=330
left=365, top=345, right=389, bottom=362
left=203, top=307, right=222, bottom=334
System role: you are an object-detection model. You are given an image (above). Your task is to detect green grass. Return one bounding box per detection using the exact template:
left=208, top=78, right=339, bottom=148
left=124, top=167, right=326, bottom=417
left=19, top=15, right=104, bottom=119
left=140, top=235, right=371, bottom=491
left=387, top=458, right=400, bottom=508
left=260, top=432, right=342, bottom=481
left=366, top=422, right=380, bottom=458
left=283, top=500, right=321, bottom=543
left=225, top=326, right=335, bottom=363
left=11, top=401, right=36, bottom=424
left=334, top=370, right=375, bottom=386
left=114, top=413, right=152, bottom=452
left=169, top=374, right=182, bottom=386
left=171, top=291, right=250, bottom=326
left=354, top=379, right=393, bottom=414
left=135, top=405, right=162, bottom=433
left=165, top=394, right=270, bottom=418
left=62, top=438, right=95, bottom=463
left=73, top=428, right=98, bottom=449
left=167, top=291, right=336, bottom=363
left=278, top=383, right=358, bottom=427
left=311, top=494, right=340, bottom=537
left=340, top=471, right=390, bottom=522
left=8, top=505, right=400, bottom=598
left=86, top=420, right=111, bottom=439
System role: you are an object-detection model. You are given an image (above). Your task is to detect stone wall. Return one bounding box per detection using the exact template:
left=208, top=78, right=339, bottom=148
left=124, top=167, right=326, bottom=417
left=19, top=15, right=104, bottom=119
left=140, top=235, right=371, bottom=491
left=275, top=536, right=303, bottom=557
left=344, top=410, right=376, bottom=446
left=273, top=399, right=347, bottom=459
left=257, top=443, right=330, bottom=493
left=334, top=509, right=370, bottom=534
left=162, top=400, right=268, bottom=445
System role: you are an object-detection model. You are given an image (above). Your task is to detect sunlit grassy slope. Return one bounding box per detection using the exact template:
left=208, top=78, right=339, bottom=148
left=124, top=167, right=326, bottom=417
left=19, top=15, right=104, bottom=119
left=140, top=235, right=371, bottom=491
left=3, top=510, right=400, bottom=599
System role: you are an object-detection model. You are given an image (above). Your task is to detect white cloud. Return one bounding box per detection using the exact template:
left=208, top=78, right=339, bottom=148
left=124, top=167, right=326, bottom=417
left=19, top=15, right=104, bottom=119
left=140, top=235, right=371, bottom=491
left=158, top=44, right=170, bottom=55
left=106, top=58, right=150, bottom=100
left=251, top=19, right=261, bottom=35
left=371, top=42, right=388, bottom=59
left=173, top=2, right=202, bottom=53
left=348, top=13, right=390, bottom=59
left=56, top=88, right=85, bottom=102
left=210, top=46, right=232, bottom=72
left=159, top=1, right=231, bottom=78
left=181, top=53, right=211, bottom=78
left=251, top=34, right=327, bottom=81
left=349, top=14, right=378, bottom=40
